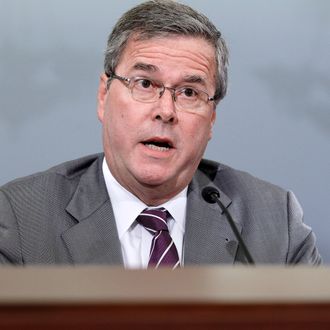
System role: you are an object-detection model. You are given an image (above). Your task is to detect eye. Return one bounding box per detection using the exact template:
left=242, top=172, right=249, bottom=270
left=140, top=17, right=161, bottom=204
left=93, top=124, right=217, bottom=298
left=136, top=78, right=153, bottom=89
left=181, top=87, right=198, bottom=98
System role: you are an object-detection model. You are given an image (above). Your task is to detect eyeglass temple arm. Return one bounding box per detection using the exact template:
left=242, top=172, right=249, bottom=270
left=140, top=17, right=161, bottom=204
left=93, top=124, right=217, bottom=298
left=105, top=72, right=129, bottom=82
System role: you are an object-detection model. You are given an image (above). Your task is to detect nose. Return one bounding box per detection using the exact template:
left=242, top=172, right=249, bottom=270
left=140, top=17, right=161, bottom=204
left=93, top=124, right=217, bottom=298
left=152, top=88, right=178, bottom=124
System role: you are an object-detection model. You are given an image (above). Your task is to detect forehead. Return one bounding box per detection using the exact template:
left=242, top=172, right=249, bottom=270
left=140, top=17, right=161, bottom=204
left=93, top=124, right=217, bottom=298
left=116, top=35, right=217, bottom=86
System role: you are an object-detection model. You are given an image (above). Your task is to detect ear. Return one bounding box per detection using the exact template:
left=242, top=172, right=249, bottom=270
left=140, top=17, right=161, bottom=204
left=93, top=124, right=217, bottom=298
left=97, top=73, right=108, bottom=123
left=208, top=109, right=217, bottom=140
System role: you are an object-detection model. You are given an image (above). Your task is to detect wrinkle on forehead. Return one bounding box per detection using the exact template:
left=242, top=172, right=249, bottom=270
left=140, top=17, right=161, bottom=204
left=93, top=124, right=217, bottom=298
left=116, top=36, right=216, bottom=87
left=130, top=45, right=213, bottom=73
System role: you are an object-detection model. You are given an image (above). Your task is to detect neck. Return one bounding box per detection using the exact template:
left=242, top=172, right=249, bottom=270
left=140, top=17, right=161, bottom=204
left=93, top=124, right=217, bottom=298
left=103, top=157, right=190, bottom=206
left=124, top=180, right=185, bottom=206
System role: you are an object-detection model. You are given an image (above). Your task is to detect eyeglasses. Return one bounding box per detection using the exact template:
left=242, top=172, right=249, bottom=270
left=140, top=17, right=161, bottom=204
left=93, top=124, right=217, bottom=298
left=106, top=72, right=215, bottom=113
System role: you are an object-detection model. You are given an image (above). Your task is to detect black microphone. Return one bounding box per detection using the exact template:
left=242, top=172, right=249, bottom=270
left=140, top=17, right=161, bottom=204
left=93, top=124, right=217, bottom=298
left=202, top=186, right=255, bottom=265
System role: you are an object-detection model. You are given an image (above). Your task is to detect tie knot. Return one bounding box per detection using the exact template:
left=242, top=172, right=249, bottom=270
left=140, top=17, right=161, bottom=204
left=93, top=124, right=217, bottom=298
left=136, top=207, right=169, bottom=233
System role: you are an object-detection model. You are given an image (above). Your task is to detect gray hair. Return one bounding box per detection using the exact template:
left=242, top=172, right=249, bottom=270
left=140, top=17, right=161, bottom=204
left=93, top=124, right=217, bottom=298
left=104, top=0, right=229, bottom=103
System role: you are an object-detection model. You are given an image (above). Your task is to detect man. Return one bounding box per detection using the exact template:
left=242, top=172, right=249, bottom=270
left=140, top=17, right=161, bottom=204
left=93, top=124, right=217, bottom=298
left=0, top=0, right=321, bottom=266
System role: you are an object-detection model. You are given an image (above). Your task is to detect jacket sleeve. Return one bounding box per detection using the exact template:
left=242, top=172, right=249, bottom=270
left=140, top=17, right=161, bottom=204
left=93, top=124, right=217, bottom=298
left=0, top=190, right=23, bottom=264
left=286, top=191, right=321, bottom=265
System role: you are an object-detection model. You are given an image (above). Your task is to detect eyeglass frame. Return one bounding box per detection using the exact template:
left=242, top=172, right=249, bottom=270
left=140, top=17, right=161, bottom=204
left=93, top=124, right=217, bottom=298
left=105, top=71, right=216, bottom=111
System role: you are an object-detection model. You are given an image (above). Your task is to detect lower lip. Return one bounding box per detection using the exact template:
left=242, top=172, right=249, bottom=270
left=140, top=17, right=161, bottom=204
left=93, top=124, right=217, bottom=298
left=140, top=143, right=174, bottom=157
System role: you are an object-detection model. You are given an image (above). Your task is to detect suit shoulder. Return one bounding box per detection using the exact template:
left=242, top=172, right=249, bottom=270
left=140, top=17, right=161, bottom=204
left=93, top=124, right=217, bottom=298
left=198, top=158, right=286, bottom=196
left=0, top=153, right=103, bottom=194
left=48, top=153, right=103, bottom=178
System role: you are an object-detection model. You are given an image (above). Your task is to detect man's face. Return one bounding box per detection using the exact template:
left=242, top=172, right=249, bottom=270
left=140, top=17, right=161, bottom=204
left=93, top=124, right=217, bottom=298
left=97, top=35, right=217, bottom=205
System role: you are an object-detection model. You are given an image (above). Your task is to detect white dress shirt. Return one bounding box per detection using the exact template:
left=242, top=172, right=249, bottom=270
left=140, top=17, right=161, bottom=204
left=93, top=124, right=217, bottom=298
left=102, top=158, right=187, bottom=269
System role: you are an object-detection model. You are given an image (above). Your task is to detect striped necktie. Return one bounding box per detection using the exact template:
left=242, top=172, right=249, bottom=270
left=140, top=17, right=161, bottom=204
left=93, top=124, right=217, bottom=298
left=136, top=207, right=180, bottom=269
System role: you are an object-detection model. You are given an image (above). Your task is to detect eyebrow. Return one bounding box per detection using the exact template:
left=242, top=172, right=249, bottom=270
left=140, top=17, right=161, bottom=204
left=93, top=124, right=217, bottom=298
left=182, top=74, right=207, bottom=88
left=132, top=62, right=159, bottom=72
left=131, top=63, right=207, bottom=87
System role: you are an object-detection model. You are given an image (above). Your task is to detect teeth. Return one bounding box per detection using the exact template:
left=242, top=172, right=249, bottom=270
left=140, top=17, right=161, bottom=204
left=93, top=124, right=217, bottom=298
left=145, top=143, right=170, bottom=152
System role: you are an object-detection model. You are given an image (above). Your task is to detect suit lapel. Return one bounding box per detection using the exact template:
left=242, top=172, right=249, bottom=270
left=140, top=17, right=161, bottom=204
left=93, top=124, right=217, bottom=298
left=184, top=166, right=241, bottom=265
left=62, top=156, right=123, bottom=265
left=61, top=156, right=244, bottom=266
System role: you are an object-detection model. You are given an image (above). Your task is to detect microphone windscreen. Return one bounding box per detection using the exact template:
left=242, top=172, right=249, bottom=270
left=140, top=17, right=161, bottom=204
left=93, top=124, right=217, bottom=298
left=202, top=186, right=220, bottom=204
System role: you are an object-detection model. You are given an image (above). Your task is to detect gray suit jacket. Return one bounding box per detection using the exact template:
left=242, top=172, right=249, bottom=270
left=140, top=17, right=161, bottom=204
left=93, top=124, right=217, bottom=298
left=0, top=153, right=321, bottom=265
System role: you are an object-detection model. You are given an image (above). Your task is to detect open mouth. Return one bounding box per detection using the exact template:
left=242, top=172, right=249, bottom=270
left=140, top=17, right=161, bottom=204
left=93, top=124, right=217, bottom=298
left=142, top=139, right=173, bottom=152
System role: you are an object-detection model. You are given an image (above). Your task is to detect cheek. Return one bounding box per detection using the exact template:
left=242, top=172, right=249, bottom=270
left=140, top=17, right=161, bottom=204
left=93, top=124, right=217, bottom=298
left=183, top=115, right=213, bottom=142
left=179, top=116, right=213, bottom=159
left=102, top=99, right=124, bottom=144
left=103, top=95, right=143, bottom=149
left=107, top=84, right=144, bottom=123
left=104, top=92, right=129, bottom=127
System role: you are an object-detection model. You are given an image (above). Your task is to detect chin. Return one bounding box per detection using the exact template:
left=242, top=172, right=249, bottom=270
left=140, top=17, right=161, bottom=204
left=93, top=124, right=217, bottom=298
left=138, top=176, right=168, bottom=187
left=135, top=169, right=172, bottom=187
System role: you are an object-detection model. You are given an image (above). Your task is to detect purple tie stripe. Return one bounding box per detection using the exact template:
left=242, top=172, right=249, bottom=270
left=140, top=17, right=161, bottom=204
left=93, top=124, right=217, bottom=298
left=136, top=207, right=180, bottom=269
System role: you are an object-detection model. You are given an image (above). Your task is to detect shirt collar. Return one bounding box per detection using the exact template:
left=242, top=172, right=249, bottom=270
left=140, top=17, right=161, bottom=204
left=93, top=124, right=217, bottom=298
left=102, top=157, right=187, bottom=238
